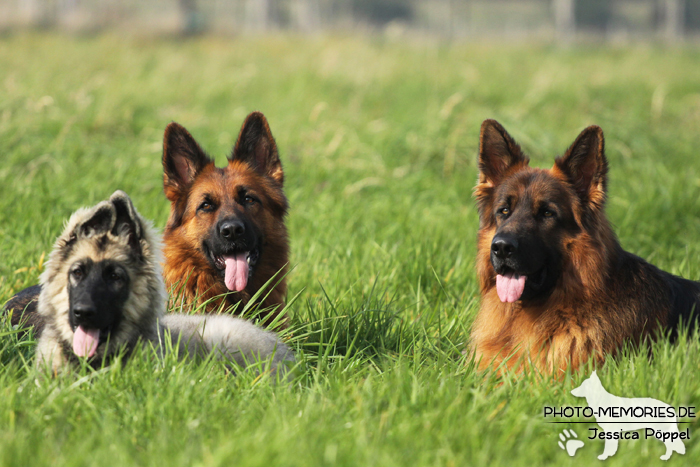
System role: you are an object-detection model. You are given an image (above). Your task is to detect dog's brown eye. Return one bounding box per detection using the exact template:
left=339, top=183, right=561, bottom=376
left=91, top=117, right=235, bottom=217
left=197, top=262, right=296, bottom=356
left=198, top=201, right=215, bottom=212
left=244, top=195, right=256, bottom=205
left=71, top=267, right=83, bottom=280
left=543, top=210, right=555, bottom=218
left=498, top=207, right=510, bottom=216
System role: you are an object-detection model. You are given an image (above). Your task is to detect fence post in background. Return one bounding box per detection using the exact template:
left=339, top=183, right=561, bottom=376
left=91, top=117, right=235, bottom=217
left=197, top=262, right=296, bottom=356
left=293, top=0, right=320, bottom=32
left=245, top=0, right=270, bottom=31
left=664, top=0, right=685, bottom=41
left=19, top=0, right=41, bottom=26
left=180, top=0, right=203, bottom=35
left=554, top=0, right=575, bottom=42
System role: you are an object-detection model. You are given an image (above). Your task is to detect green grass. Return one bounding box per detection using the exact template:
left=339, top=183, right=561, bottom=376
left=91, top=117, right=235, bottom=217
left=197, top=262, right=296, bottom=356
left=2, top=32, right=700, bottom=466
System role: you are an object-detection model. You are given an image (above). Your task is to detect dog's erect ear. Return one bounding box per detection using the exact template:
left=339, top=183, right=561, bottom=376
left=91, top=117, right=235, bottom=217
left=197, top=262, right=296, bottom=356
left=78, top=202, right=115, bottom=239
left=478, top=119, right=529, bottom=187
left=110, top=190, right=142, bottom=238
left=229, top=112, right=283, bottom=185
left=162, top=122, right=213, bottom=201
left=110, top=190, right=143, bottom=253
left=554, top=126, right=607, bottom=208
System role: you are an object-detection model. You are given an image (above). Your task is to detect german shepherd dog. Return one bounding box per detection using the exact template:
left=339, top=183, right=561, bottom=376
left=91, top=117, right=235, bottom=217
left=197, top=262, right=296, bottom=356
left=36, top=190, right=293, bottom=374
left=162, top=111, right=289, bottom=326
left=469, top=120, right=700, bottom=375
left=4, top=112, right=289, bottom=333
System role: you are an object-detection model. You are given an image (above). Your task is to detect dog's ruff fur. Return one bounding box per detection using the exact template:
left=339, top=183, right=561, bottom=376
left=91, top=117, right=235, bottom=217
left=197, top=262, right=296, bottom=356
left=36, top=190, right=293, bottom=376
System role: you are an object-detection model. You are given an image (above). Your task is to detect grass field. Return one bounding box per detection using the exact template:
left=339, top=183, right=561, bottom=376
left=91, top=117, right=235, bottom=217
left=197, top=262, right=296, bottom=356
left=1, top=32, right=700, bottom=466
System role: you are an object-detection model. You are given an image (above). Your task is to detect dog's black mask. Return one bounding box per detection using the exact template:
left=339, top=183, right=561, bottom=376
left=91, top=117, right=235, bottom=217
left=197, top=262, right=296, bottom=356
left=490, top=229, right=562, bottom=302
left=68, top=258, right=130, bottom=340
left=202, top=215, right=262, bottom=280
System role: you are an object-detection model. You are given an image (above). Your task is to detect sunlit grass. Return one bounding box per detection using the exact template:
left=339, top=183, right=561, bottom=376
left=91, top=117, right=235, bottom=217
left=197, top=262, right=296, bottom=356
left=1, top=33, right=700, bottom=466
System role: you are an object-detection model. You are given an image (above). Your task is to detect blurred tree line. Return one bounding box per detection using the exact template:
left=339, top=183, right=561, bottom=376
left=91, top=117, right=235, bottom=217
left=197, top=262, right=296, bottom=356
left=2, top=0, right=700, bottom=39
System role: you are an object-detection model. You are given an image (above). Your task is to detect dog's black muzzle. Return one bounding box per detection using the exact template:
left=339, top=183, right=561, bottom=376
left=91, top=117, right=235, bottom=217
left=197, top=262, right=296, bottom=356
left=204, top=216, right=262, bottom=273
left=68, top=259, right=129, bottom=339
left=490, top=232, right=560, bottom=301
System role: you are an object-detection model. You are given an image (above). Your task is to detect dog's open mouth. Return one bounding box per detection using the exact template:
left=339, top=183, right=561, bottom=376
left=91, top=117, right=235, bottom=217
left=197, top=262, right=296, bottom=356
left=72, top=324, right=112, bottom=358
left=495, top=266, right=547, bottom=303
left=207, top=247, right=259, bottom=292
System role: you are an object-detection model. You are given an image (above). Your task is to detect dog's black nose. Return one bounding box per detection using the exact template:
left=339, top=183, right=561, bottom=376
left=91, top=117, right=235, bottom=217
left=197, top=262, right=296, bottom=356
left=219, top=220, right=245, bottom=240
left=72, top=304, right=95, bottom=321
left=491, top=234, right=518, bottom=259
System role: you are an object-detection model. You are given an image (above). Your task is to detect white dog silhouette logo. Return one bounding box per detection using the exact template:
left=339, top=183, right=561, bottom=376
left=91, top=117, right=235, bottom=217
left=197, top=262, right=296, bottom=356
left=571, top=371, right=686, bottom=460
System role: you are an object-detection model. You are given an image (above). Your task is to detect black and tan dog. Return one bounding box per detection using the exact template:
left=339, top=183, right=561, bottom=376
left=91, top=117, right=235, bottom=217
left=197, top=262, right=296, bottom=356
left=162, top=111, right=289, bottom=326
left=469, top=120, right=700, bottom=374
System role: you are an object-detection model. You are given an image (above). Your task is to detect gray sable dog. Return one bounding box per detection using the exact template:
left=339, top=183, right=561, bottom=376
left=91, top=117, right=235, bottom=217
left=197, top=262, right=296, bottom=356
left=35, top=190, right=294, bottom=375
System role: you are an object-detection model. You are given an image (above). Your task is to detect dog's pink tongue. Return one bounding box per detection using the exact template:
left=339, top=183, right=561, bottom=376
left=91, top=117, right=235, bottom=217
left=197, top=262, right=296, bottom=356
left=496, top=273, right=527, bottom=303
left=224, top=253, right=249, bottom=292
left=73, top=326, right=100, bottom=358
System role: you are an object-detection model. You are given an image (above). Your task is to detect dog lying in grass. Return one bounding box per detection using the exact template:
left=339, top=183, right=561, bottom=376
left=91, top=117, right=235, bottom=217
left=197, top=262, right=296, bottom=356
left=469, top=120, right=700, bottom=374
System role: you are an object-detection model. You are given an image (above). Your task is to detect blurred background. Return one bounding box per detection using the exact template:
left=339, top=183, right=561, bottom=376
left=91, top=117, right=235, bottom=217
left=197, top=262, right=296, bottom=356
left=1, top=0, right=699, bottom=42
left=2, top=5, right=700, bottom=464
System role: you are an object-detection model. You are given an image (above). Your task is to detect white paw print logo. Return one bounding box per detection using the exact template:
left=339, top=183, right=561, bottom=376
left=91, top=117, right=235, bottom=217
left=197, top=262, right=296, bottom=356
left=558, top=429, right=584, bottom=456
